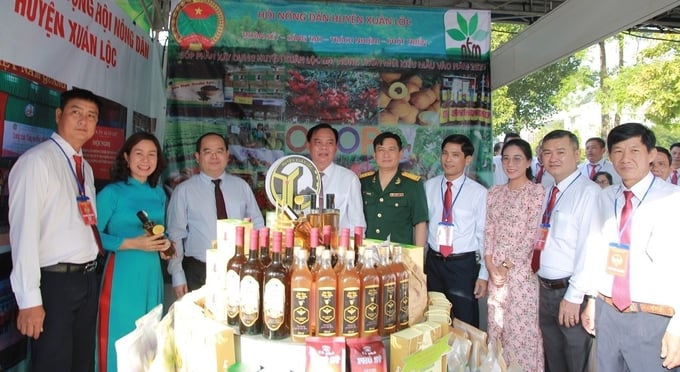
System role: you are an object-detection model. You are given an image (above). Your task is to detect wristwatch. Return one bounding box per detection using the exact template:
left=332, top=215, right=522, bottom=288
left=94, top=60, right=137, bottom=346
left=501, top=261, right=509, bottom=269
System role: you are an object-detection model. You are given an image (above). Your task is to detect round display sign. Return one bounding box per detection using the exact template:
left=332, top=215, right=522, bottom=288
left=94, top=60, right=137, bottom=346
left=265, top=155, right=321, bottom=209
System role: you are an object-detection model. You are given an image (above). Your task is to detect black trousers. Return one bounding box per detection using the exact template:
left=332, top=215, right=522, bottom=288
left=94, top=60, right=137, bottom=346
left=182, top=256, right=206, bottom=291
left=425, top=249, right=480, bottom=327
left=32, top=270, right=99, bottom=372
left=539, top=284, right=592, bottom=372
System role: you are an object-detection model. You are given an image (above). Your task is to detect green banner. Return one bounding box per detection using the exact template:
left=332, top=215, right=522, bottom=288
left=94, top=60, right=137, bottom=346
left=165, top=0, right=493, bottom=203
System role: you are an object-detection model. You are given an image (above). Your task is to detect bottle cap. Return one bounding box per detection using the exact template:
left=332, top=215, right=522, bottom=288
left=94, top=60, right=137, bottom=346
left=285, top=228, right=294, bottom=247
left=272, top=231, right=282, bottom=253
left=250, top=229, right=259, bottom=251
left=259, top=227, right=270, bottom=247
left=236, top=226, right=244, bottom=246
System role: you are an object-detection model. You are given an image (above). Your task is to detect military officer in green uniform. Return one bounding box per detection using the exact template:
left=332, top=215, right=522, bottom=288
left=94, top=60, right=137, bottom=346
left=360, top=132, right=428, bottom=246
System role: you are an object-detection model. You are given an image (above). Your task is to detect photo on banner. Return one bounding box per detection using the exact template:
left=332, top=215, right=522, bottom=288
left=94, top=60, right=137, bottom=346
left=165, top=0, right=493, bottom=210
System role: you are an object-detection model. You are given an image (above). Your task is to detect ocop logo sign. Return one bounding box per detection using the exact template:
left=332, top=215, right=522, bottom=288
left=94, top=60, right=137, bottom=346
left=265, top=155, right=321, bottom=209
left=444, top=10, right=491, bottom=59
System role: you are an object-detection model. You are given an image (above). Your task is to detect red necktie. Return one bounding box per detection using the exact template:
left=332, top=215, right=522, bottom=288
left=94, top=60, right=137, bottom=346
left=440, top=181, right=453, bottom=257
left=531, top=185, right=559, bottom=273
left=535, top=165, right=544, bottom=184
left=73, top=155, right=84, bottom=184
left=589, top=164, right=597, bottom=180
left=612, top=190, right=633, bottom=310
left=212, top=179, right=228, bottom=219
left=74, top=154, right=104, bottom=255
left=672, top=170, right=678, bottom=185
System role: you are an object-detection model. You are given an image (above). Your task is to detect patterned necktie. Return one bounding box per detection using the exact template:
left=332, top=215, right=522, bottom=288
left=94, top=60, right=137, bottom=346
left=73, top=155, right=84, bottom=184
left=212, top=179, right=228, bottom=219
left=531, top=185, right=559, bottom=273
left=440, top=181, right=453, bottom=257
left=612, top=190, right=633, bottom=310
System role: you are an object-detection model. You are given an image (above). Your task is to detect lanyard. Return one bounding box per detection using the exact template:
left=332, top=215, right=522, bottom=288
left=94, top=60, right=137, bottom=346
left=50, top=138, right=86, bottom=198
left=441, top=175, right=465, bottom=222
left=543, top=173, right=581, bottom=223
left=614, top=177, right=655, bottom=244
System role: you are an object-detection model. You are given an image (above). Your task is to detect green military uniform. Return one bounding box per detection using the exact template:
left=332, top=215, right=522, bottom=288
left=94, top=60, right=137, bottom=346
left=360, top=170, right=429, bottom=245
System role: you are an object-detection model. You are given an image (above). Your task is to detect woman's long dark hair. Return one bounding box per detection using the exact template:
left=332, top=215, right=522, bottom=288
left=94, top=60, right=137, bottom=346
left=502, top=138, right=533, bottom=180
left=110, top=132, right=167, bottom=187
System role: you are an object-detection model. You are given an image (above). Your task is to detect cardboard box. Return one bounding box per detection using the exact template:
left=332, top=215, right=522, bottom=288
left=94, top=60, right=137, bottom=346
left=174, top=291, right=236, bottom=371
left=391, top=327, right=424, bottom=372
left=216, top=219, right=254, bottom=259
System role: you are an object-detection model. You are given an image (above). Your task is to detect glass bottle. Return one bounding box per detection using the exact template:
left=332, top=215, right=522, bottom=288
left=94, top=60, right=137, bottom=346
left=307, top=195, right=322, bottom=229
left=259, top=227, right=271, bottom=268
left=391, top=246, right=410, bottom=330
left=359, top=247, right=380, bottom=337
left=322, top=224, right=337, bottom=268
left=323, top=194, right=340, bottom=249
left=356, top=245, right=366, bottom=271
left=239, top=229, right=263, bottom=335
left=290, top=249, right=312, bottom=342
left=307, top=227, right=319, bottom=270
left=377, top=246, right=397, bottom=336
left=315, top=250, right=337, bottom=337
left=282, top=227, right=295, bottom=271
left=226, top=226, right=246, bottom=326
left=263, top=231, right=289, bottom=340
left=338, top=249, right=360, bottom=338
left=136, top=210, right=175, bottom=256
left=353, top=226, right=364, bottom=254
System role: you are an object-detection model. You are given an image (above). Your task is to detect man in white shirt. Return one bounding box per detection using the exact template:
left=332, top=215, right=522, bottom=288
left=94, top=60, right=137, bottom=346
left=424, top=134, right=488, bottom=327
left=167, top=132, right=265, bottom=297
left=578, top=137, right=621, bottom=184
left=534, top=130, right=600, bottom=372
left=9, top=88, right=102, bottom=371
left=533, top=141, right=555, bottom=190
left=668, top=142, right=680, bottom=184
left=305, top=123, right=366, bottom=233
left=651, top=146, right=672, bottom=181
left=581, top=123, right=680, bottom=371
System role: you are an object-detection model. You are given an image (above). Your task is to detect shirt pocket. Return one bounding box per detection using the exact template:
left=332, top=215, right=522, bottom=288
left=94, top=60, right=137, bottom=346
left=551, top=210, right=577, bottom=243
left=453, top=209, right=475, bottom=238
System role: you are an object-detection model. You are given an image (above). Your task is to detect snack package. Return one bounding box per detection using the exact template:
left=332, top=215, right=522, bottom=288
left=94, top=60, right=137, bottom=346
left=115, top=304, right=163, bottom=372
left=149, top=304, right=177, bottom=372
left=305, top=337, right=346, bottom=372
left=347, top=336, right=387, bottom=372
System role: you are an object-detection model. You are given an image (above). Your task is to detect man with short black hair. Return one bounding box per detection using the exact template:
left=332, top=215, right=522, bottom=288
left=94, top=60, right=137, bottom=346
left=306, top=123, right=366, bottom=232
left=424, top=134, right=488, bottom=327
left=651, top=146, right=672, bottom=181
left=9, top=88, right=102, bottom=372
left=167, top=132, right=264, bottom=297
left=360, top=131, right=428, bottom=246
left=581, top=123, right=680, bottom=371
left=578, top=137, right=621, bottom=184
left=534, top=130, right=599, bottom=372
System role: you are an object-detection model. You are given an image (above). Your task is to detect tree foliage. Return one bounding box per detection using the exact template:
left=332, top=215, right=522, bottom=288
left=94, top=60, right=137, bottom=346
left=491, top=24, right=582, bottom=136
left=606, top=34, right=680, bottom=125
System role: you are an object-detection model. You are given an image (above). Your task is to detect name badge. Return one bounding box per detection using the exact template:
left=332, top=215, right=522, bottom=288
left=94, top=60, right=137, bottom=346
left=605, top=242, right=629, bottom=277
left=533, top=224, right=550, bottom=251
left=437, top=222, right=454, bottom=247
left=77, top=196, right=97, bottom=226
